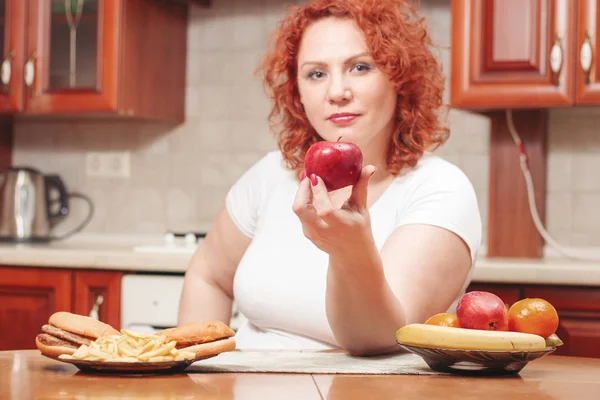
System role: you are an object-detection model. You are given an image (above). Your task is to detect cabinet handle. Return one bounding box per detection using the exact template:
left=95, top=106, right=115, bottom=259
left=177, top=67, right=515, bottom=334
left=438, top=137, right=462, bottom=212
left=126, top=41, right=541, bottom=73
left=1, top=50, right=14, bottom=92
left=581, top=31, right=593, bottom=85
left=89, top=294, right=104, bottom=320
left=24, top=52, right=36, bottom=96
left=550, top=35, right=563, bottom=86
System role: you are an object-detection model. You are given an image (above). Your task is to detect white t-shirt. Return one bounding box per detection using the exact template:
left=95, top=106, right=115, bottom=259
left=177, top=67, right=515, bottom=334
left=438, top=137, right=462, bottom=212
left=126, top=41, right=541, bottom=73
left=225, top=150, right=482, bottom=351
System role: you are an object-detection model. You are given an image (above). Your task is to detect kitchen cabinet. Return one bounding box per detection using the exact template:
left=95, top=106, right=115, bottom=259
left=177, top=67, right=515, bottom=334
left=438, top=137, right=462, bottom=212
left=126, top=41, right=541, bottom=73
left=0, top=267, right=71, bottom=351
left=0, top=0, right=188, bottom=123
left=72, top=270, right=122, bottom=331
left=451, top=0, right=576, bottom=109
left=576, top=0, right=600, bottom=103
left=466, top=282, right=600, bottom=358
left=0, top=266, right=122, bottom=351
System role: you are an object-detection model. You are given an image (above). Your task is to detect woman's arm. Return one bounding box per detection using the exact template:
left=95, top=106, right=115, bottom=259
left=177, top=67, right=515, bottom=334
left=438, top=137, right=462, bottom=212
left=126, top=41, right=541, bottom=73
left=178, top=206, right=252, bottom=326
left=326, top=224, right=471, bottom=356
left=294, top=167, right=473, bottom=356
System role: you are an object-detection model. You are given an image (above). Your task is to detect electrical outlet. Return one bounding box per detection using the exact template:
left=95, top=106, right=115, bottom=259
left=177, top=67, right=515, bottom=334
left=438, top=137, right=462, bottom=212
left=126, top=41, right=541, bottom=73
left=85, top=152, right=131, bottom=178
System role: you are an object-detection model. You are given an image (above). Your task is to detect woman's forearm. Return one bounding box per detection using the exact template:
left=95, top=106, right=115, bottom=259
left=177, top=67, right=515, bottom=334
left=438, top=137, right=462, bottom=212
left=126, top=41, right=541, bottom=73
left=178, top=258, right=233, bottom=326
left=325, top=240, right=405, bottom=356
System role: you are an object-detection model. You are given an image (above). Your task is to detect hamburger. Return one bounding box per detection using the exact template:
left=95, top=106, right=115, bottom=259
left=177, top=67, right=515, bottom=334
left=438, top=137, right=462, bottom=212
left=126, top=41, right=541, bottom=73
left=35, top=311, right=120, bottom=358
left=156, top=320, right=236, bottom=357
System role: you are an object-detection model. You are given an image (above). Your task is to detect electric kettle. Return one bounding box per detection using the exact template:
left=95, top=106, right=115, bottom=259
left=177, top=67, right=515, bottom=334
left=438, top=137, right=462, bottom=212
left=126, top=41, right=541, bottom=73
left=0, top=167, right=93, bottom=242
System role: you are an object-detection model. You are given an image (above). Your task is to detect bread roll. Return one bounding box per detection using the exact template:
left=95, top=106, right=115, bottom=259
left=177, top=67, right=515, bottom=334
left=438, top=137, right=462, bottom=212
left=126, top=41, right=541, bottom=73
left=157, top=320, right=235, bottom=348
left=49, top=311, right=120, bottom=339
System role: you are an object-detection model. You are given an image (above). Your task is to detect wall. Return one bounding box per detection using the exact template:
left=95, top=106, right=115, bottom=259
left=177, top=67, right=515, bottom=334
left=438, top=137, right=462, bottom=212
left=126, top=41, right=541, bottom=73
left=11, top=0, right=600, bottom=250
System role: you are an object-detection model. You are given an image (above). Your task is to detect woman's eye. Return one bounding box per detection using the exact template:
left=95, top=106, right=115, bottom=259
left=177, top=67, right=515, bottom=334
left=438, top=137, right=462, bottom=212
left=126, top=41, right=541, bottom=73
left=352, top=63, right=372, bottom=73
left=307, top=70, right=325, bottom=80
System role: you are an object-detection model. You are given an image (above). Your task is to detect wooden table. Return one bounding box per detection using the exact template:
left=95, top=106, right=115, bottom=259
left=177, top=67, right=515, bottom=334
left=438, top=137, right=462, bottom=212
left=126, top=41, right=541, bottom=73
left=2, top=350, right=600, bottom=399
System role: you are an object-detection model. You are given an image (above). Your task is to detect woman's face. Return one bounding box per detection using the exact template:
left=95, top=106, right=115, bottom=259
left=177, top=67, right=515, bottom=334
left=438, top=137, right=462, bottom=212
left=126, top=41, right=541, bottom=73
left=296, top=17, right=398, bottom=148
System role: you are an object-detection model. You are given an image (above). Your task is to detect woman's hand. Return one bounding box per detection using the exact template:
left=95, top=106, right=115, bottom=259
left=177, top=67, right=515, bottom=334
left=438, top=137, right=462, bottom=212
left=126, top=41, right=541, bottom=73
left=292, top=165, right=377, bottom=256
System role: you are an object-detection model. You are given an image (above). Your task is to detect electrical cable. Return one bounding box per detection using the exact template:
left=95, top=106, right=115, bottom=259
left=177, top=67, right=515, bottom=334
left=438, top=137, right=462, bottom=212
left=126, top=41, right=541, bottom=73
left=505, top=108, right=600, bottom=261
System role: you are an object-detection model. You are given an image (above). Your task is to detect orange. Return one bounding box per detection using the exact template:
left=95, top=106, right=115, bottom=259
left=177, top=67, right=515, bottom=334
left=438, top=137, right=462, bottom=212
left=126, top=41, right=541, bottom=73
left=508, top=298, right=559, bottom=337
left=424, top=313, right=461, bottom=328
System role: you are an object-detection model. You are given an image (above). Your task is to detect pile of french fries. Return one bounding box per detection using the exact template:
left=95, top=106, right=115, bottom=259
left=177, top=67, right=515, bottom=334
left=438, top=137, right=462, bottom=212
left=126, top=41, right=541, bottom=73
left=58, top=329, right=196, bottom=363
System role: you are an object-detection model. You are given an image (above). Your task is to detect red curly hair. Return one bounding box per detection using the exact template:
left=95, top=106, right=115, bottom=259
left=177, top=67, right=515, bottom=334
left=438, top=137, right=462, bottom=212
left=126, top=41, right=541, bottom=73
left=257, top=0, right=449, bottom=177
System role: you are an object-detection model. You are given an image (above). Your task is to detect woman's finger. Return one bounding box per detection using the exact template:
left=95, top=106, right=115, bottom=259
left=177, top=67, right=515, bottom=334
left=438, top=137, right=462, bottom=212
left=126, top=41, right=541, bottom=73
left=309, top=174, right=339, bottom=224
left=292, top=173, right=315, bottom=219
left=348, top=165, right=376, bottom=212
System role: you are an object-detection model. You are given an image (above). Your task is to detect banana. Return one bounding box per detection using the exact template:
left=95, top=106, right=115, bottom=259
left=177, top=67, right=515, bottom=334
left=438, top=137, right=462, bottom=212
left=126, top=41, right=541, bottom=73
left=396, top=323, right=547, bottom=352
left=545, top=333, right=564, bottom=347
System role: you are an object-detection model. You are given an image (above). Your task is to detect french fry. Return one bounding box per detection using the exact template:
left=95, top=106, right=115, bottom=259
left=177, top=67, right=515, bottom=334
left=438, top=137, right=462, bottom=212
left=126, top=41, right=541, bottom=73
left=121, top=329, right=154, bottom=339
left=137, top=341, right=176, bottom=361
left=65, top=330, right=198, bottom=363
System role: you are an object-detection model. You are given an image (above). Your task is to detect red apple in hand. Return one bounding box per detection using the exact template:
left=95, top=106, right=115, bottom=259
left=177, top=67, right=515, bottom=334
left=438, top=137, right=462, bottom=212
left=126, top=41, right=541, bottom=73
left=304, top=139, right=363, bottom=191
left=456, top=291, right=508, bottom=331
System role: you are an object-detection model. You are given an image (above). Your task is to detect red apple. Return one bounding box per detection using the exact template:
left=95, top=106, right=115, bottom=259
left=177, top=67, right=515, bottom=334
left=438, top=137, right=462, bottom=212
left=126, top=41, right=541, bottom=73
left=456, top=291, right=509, bottom=331
left=304, top=139, right=363, bottom=191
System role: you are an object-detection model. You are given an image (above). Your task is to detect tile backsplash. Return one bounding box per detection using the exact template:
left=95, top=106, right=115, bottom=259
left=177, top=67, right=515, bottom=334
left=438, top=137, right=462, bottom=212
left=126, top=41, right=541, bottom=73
left=11, top=0, right=600, bottom=249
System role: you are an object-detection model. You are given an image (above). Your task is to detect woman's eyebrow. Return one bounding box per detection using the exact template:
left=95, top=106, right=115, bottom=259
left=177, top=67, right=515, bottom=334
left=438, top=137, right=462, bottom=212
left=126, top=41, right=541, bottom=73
left=299, top=51, right=371, bottom=69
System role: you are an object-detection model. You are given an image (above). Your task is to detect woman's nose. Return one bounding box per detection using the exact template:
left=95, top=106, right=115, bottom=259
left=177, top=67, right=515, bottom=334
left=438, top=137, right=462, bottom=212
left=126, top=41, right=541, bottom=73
left=327, top=75, right=352, bottom=103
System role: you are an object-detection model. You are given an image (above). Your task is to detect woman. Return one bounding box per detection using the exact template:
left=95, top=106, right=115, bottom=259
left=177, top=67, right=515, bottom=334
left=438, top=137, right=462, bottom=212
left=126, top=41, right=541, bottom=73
left=178, top=0, right=481, bottom=356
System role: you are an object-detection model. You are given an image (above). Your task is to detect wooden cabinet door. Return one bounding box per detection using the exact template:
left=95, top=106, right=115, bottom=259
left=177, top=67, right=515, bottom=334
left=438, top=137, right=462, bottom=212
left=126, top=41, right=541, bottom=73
left=0, top=0, right=26, bottom=112
left=553, top=317, right=600, bottom=358
left=451, top=0, right=576, bottom=109
left=24, top=0, right=119, bottom=113
left=576, top=0, right=600, bottom=103
left=73, top=270, right=122, bottom=330
left=0, top=267, right=72, bottom=350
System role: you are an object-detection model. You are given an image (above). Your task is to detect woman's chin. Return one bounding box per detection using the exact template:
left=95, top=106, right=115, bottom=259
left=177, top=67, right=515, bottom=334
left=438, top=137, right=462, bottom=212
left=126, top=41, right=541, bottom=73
left=321, top=127, right=361, bottom=143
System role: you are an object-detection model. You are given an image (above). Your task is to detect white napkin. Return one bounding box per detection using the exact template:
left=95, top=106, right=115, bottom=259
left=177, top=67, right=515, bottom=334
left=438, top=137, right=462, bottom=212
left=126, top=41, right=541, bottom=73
left=188, top=350, right=447, bottom=375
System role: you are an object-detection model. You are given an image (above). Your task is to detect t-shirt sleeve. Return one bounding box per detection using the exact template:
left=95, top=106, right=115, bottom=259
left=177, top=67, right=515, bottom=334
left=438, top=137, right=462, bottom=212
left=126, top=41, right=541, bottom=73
left=225, top=152, right=277, bottom=238
left=395, top=163, right=483, bottom=262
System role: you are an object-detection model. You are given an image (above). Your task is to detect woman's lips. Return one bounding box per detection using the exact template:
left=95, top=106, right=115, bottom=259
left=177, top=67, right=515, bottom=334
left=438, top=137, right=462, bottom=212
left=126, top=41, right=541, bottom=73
left=328, top=114, right=360, bottom=126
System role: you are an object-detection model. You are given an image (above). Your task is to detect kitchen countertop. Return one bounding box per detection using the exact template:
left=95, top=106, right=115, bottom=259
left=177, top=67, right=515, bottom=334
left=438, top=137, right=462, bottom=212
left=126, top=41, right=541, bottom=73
left=1, top=234, right=600, bottom=286
left=0, top=234, right=195, bottom=273
left=2, top=350, right=600, bottom=399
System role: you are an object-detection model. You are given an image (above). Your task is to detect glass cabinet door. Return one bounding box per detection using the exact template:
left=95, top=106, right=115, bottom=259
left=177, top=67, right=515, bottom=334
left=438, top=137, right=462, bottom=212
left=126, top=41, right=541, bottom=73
left=48, top=0, right=98, bottom=90
left=0, top=0, right=26, bottom=112
left=26, top=0, right=119, bottom=113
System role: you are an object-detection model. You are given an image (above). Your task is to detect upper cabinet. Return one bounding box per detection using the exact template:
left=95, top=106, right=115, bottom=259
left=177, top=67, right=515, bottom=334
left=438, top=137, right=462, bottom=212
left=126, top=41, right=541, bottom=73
left=0, top=0, right=188, bottom=123
left=451, top=0, right=579, bottom=110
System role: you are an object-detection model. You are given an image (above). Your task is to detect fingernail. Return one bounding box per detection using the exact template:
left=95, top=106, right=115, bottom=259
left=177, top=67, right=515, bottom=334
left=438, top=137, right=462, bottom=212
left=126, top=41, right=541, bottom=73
left=300, top=171, right=306, bottom=181
left=370, top=166, right=377, bottom=176
left=309, top=174, right=318, bottom=186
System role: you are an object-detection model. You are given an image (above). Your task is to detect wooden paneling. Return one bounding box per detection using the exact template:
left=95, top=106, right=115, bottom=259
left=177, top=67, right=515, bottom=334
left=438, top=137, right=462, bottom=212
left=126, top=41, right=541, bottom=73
left=120, top=0, right=187, bottom=123
left=486, top=0, right=541, bottom=72
left=488, top=110, right=547, bottom=258
left=0, top=267, right=72, bottom=350
left=73, top=270, right=122, bottom=330
left=451, top=0, right=575, bottom=109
